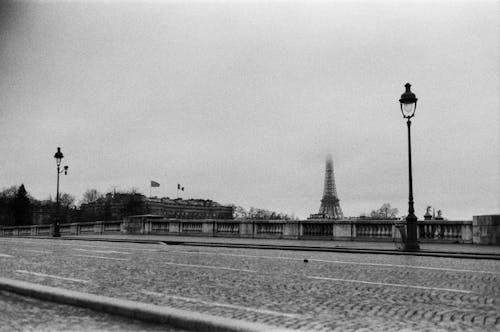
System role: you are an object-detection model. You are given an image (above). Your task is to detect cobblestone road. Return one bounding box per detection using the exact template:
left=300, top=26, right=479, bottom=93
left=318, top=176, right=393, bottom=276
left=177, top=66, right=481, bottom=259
left=0, top=237, right=499, bottom=331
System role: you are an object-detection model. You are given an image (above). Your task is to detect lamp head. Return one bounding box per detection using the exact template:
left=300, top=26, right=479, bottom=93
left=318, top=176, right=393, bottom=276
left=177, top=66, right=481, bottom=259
left=399, top=83, right=418, bottom=118
left=54, top=147, right=64, bottom=166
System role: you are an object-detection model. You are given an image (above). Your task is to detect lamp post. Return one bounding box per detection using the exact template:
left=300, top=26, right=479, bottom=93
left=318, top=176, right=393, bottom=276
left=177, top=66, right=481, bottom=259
left=53, top=147, right=68, bottom=237
left=399, top=83, right=420, bottom=251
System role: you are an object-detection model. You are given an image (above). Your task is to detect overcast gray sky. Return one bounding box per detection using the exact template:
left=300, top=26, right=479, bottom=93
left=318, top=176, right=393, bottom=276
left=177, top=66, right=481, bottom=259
left=1, top=0, right=498, bottom=220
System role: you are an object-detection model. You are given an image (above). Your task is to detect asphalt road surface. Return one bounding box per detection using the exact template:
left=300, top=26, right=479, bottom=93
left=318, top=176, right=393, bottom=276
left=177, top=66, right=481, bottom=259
left=0, top=237, right=499, bottom=331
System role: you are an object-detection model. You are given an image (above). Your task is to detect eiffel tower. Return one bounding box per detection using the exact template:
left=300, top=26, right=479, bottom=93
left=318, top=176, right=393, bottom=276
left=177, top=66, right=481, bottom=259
left=315, top=155, right=343, bottom=219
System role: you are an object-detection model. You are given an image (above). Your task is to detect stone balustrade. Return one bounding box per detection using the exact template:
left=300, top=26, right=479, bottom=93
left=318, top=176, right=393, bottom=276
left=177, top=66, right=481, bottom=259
left=37, top=225, right=51, bottom=236
left=1, top=216, right=497, bottom=245
left=354, top=221, right=393, bottom=240
left=302, top=222, right=333, bottom=238
left=181, top=222, right=203, bottom=233
left=103, top=221, right=122, bottom=233
left=215, top=222, right=239, bottom=234
left=151, top=220, right=169, bottom=233
left=256, top=222, right=284, bottom=236
left=418, top=220, right=472, bottom=243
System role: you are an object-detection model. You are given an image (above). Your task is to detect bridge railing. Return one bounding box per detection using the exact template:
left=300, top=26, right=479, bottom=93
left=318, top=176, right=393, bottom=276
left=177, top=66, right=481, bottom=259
left=417, top=220, right=472, bottom=243
left=301, top=222, right=333, bottom=238
left=0, top=218, right=479, bottom=244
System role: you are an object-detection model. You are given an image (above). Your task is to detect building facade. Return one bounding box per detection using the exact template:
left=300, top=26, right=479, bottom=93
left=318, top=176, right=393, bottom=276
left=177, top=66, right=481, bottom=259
left=80, top=193, right=233, bottom=221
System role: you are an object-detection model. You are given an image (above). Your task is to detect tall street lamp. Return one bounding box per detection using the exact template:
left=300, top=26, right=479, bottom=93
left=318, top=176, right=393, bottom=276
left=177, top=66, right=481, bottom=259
left=399, top=83, right=420, bottom=251
left=53, top=147, right=68, bottom=237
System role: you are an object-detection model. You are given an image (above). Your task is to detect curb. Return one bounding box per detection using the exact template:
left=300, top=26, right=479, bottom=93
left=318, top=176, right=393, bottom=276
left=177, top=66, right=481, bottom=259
left=0, top=277, right=297, bottom=332
left=55, top=236, right=500, bottom=260
left=165, top=242, right=500, bottom=260
left=3, top=236, right=500, bottom=260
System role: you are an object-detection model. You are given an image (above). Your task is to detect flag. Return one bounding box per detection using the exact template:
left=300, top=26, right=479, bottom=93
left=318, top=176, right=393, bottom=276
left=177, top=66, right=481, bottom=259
left=150, top=181, right=160, bottom=187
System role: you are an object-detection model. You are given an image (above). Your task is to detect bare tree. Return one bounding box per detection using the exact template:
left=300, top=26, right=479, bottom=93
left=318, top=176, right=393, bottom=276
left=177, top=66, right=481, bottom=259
left=370, top=203, right=398, bottom=219
left=59, top=193, right=76, bottom=208
left=81, top=189, right=103, bottom=204
left=230, top=205, right=247, bottom=220
left=241, top=206, right=296, bottom=220
left=0, top=185, right=19, bottom=200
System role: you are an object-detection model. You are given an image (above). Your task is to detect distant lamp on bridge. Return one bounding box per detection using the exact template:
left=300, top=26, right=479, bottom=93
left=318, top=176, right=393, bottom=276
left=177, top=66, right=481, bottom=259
left=53, top=147, right=69, bottom=237
left=399, top=83, right=420, bottom=251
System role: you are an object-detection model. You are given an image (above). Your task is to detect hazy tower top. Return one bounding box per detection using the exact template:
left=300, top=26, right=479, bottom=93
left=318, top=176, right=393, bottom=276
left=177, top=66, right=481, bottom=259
left=317, top=155, right=343, bottom=219
left=322, top=155, right=338, bottom=198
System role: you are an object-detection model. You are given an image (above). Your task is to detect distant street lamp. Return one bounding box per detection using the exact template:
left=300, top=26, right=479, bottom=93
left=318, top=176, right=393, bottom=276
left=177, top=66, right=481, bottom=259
left=53, top=147, right=69, bottom=237
left=399, top=83, right=420, bottom=251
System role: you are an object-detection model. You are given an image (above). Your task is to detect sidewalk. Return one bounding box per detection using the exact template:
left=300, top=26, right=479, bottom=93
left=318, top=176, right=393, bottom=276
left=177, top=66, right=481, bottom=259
left=58, top=234, right=500, bottom=259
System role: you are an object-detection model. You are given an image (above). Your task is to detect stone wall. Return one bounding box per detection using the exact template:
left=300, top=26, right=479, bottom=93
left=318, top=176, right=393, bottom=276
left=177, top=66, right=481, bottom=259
left=473, top=215, right=500, bottom=245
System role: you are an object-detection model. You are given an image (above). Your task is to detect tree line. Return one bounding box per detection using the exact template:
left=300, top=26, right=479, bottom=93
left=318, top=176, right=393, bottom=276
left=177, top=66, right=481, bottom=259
left=230, top=205, right=298, bottom=220
left=0, top=185, right=299, bottom=225
left=0, top=185, right=140, bottom=226
left=361, top=203, right=399, bottom=219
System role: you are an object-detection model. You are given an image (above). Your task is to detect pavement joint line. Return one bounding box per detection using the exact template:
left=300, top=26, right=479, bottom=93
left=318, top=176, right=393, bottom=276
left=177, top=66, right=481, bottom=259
left=15, top=270, right=91, bottom=284
left=57, top=242, right=159, bottom=252
left=0, top=277, right=297, bottom=332
left=142, top=290, right=301, bottom=318
left=306, top=259, right=500, bottom=274
left=307, top=276, right=475, bottom=294
left=167, top=250, right=304, bottom=261
left=166, top=250, right=500, bottom=274
left=54, top=242, right=160, bottom=251
left=21, top=249, right=53, bottom=254
left=112, top=246, right=159, bottom=252
left=0, top=253, right=14, bottom=258
left=73, top=248, right=132, bottom=254
left=73, top=254, right=131, bottom=261
left=161, top=261, right=257, bottom=273
left=58, top=243, right=118, bottom=249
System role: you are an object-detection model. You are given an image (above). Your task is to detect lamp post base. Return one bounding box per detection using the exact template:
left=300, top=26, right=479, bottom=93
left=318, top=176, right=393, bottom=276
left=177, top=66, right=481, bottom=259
left=404, top=213, right=420, bottom=252
left=52, top=221, right=60, bottom=237
left=403, top=242, right=420, bottom=251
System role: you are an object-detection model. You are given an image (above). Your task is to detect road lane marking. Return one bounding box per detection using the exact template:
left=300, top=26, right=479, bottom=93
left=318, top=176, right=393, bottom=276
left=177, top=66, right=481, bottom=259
left=308, top=276, right=474, bottom=293
left=161, top=262, right=256, bottom=273
left=5, top=241, right=157, bottom=252
left=56, top=243, right=159, bottom=252
left=141, top=290, right=299, bottom=318
left=15, top=270, right=90, bottom=283
left=73, top=249, right=131, bottom=254
left=54, top=243, right=115, bottom=248
left=168, top=250, right=303, bottom=261
left=22, top=249, right=53, bottom=254
left=305, top=259, right=500, bottom=274
left=0, top=253, right=13, bottom=258
left=167, top=250, right=500, bottom=274
left=73, top=254, right=130, bottom=261
left=105, top=246, right=158, bottom=252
